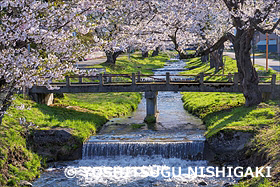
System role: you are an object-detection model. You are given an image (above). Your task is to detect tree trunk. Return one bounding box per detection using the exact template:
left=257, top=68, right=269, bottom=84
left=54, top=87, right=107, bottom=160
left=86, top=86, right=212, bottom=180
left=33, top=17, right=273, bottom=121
left=178, top=30, right=262, bottom=106
left=198, top=46, right=209, bottom=63
left=151, top=47, right=160, bottom=57
left=209, top=44, right=224, bottom=72
left=169, top=34, right=187, bottom=59
left=142, top=50, right=149, bottom=58
left=178, top=51, right=188, bottom=59
left=105, top=50, right=122, bottom=65
left=209, top=55, right=215, bottom=68
left=234, top=29, right=262, bottom=106
left=0, top=81, right=15, bottom=125
left=201, top=55, right=209, bottom=63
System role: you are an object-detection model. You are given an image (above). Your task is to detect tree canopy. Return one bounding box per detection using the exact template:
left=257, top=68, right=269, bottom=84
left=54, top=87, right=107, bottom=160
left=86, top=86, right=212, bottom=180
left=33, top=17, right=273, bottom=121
left=0, top=0, right=279, bottom=119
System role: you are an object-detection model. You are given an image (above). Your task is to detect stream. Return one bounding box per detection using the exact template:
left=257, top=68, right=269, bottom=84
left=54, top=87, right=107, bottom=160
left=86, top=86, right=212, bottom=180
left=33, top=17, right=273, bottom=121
left=33, top=59, right=237, bottom=187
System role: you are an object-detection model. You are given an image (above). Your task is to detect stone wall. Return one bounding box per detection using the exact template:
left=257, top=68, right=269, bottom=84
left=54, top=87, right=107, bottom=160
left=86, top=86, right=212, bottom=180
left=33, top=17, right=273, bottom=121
left=27, top=129, right=82, bottom=162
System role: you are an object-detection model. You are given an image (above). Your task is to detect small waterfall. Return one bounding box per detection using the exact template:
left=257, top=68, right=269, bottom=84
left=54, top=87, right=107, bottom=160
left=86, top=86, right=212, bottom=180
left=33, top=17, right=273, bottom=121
left=82, top=141, right=204, bottom=160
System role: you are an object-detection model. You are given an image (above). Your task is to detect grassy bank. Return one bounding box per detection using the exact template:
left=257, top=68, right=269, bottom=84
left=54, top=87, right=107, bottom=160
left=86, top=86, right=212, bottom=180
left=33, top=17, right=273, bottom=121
left=181, top=56, right=280, bottom=82
left=0, top=52, right=167, bottom=186
left=182, top=92, right=277, bottom=138
left=0, top=93, right=141, bottom=186
left=90, top=51, right=168, bottom=74
left=181, top=56, right=280, bottom=186
left=181, top=55, right=279, bottom=137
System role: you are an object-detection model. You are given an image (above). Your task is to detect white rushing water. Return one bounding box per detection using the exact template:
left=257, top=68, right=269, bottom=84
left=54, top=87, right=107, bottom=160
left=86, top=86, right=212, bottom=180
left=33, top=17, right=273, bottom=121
left=82, top=131, right=205, bottom=160
left=34, top=156, right=237, bottom=187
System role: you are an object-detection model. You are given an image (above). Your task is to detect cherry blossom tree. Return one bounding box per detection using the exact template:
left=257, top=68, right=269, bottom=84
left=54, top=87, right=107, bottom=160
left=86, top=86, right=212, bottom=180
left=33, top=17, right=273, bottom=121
left=130, top=0, right=279, bottom=106
left=90, top=0, right=155, bottom=64
left=164, top=0, right=229, bottom=72
left=0, top=0, right=101, bottom=124
left=127, top=0, right=230, bottom=67
left=186, top=0, right=280, bottom=106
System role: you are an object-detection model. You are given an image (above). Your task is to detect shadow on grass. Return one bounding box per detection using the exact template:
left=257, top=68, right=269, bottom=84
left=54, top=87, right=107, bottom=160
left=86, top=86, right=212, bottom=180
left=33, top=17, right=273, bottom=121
left=188, top=58, right=204, bottom=66
left=100, top=59, right=166, bottom=74
left=204, top=69, right=228, bottom=82
left=129, top=55, right=168, bottom=61
left=204, top=106, right=257, bottom=137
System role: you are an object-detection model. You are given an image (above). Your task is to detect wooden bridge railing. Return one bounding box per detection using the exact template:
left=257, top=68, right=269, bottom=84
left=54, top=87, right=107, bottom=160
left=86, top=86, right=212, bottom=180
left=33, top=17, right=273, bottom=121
left=54, top=72, right=277, bottom=87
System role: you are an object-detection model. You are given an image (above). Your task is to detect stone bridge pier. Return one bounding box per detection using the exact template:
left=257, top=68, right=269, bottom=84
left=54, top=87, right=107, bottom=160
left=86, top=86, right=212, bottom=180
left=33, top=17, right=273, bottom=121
left=144, top=91, right=158, bottom=123
left=30, top=93, right=54, bottom=106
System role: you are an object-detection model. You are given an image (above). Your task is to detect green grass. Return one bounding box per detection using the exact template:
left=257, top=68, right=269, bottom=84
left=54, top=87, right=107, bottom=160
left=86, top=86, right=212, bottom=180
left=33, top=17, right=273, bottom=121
left=235, top=177, right=274, bottom=187
left=131, top=123, right=145, bottom=129
left=181, top=56, right=238, bottom=81
left=204, top=102, right=276, bottom=138
left=182, top=92, right=277, bottom=138
left=56, top=93, right=142, bottom=120
left=4, top=95, right=107, bottom=139
left=182, top=92, right=245, bottom=119
left=91, top=52, right=168, bottom=74
left=254, top=64, right=280, bottom=83
left=181, top=56, right=280, bottom=82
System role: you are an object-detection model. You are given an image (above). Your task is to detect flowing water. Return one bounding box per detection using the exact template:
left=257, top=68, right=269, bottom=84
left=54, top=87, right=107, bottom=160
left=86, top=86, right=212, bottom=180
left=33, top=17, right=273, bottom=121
left=33, top=59, right=237, bottom=187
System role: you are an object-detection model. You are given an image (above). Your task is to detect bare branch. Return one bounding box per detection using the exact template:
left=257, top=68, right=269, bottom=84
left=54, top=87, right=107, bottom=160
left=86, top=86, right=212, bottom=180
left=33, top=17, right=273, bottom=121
left=222, top=0, right=234, bottom=11
left=180, top=33, right=235, bottom=59
left=252, top=18, right=280, bottom=34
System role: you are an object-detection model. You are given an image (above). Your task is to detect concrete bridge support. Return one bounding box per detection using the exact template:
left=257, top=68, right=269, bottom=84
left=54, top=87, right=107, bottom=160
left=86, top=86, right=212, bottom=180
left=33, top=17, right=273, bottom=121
left=31, top=93, right=54, bottom=106
left=144, top=91, right=158, bottom=123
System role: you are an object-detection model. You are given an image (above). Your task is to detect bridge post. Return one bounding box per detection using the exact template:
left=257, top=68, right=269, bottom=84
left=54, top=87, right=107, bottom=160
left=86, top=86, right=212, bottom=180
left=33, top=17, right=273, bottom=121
left=66, top=76, right=70, bottom=87
left=132, top=73, right=136, bottom=85
left=103, top=73, right=107, bottom=83
left=234, top=73, right=239, bottom=85
left=144, top=91, right=158, bottom=123
left=108, top=74, right=112, bottom=83
left=270, top=74, right=277, bottom=99
left=199, top=73, right=205, bottom=91
left=228, top=73, right=233, bottom=82
left=79, top=76, right=83, bottom=84
left=30, top=93, right=54, bottom=106
left=199, top=73, right=204, bottom=84
left=233, top=73, right=239, bottom=91
left=99, top=74, right=103, bottom=86
left=166, top=72, right=170, bottom=84
left=137, top=71, right=141, bottom=82
left=271, top=74, right=276, bottom=85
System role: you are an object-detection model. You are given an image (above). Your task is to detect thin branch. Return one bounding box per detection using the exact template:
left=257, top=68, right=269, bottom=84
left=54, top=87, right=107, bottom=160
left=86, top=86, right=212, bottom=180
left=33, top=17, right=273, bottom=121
left=53, top=7, right=91, bottom=31
left=146, top=14, right=157, bottom=25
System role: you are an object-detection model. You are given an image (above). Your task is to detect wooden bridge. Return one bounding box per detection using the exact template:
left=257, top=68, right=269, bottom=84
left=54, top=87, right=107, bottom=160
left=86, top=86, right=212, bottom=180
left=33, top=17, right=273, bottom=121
left=29, top=72, right=279, bottom=121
